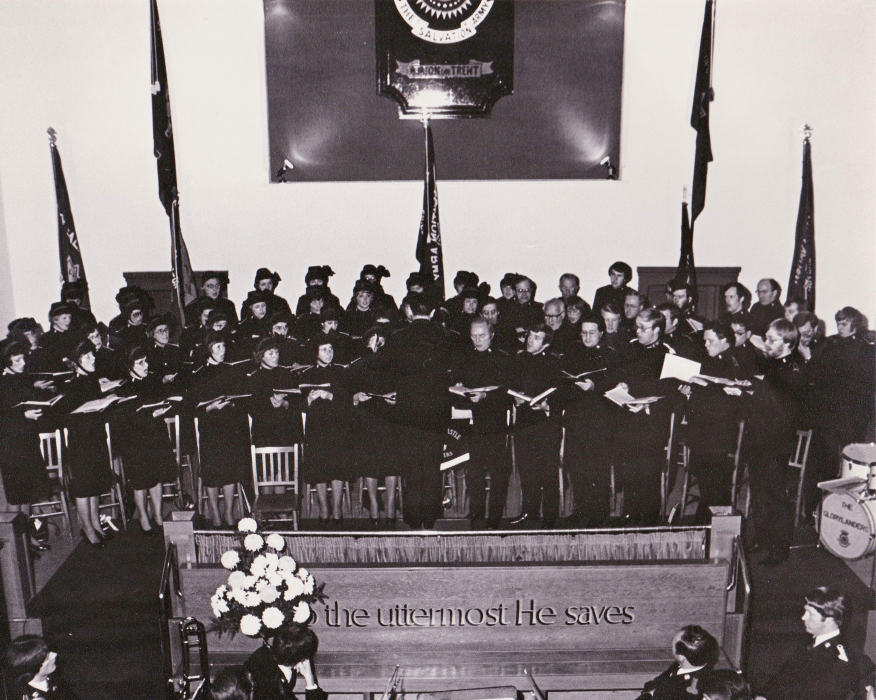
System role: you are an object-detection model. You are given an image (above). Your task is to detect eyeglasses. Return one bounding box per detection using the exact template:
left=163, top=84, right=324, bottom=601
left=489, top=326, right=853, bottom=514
left=545, top=313, right=564, bottom=320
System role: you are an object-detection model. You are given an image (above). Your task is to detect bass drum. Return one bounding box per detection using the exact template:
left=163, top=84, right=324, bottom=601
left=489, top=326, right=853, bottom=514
left=819, top=491, right=876, bottom=560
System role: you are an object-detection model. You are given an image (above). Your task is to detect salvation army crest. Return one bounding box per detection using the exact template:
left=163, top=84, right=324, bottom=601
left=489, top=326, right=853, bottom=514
left=393, top=0, right=495, bottom=44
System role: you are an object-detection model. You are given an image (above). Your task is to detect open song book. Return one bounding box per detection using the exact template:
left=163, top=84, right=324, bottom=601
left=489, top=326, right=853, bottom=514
left=603, top=386, right=662, bottom=413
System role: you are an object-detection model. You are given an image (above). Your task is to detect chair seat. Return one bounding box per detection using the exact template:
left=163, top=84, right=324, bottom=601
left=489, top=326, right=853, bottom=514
left=253, top=492, right=299, bottom=514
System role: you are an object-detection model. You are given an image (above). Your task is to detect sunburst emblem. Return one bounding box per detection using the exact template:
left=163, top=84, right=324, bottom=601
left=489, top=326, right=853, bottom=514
left=414, top=0, right=473, bottom=19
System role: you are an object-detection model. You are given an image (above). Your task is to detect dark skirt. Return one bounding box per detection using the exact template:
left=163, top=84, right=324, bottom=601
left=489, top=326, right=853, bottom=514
left=352, top=408, right=397, bottom=479
left=65, top=415, right=114, bottom=499
left=302, top=400, right=354, bottom=484
left=0, top=423, right=51, bottom=505
left=115, top=415, right=178, bottom=491
left=197, top=409, right=250, bottom=488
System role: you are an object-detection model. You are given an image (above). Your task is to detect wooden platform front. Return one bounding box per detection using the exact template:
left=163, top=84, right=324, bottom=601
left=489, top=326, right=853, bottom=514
left=178, top=560, right=731, bottom=694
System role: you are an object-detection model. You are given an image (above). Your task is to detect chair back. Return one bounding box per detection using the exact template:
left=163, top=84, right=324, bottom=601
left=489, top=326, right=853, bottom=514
left=165, top=414, right=182, bottom=467
left=39, top=430, right=64, bottom=484
left=251, top=445, right=298, bottom=496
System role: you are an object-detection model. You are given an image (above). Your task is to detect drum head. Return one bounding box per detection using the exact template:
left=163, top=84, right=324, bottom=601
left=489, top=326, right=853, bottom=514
left=820, top=492, right=876, bottom=560
left=841, top=443, right=876, bottom=479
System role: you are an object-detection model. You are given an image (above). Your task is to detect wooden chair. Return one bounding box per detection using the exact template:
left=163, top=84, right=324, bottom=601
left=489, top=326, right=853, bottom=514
left=101, top=423, right=128, bottom=529
left=729, top=420, right=747, bottom=515
left=163, top=415, right=187, bottom=509
left=251, top=444, right=299, bottom=530
left=788, top=429, right=813, bottom=527
left=32, top=430, right=73, bottom=537
left=193, top=417, right=249, bottom=522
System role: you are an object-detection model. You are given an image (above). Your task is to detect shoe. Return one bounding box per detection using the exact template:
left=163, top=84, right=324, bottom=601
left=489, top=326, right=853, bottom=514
left=509, top=512, right=529, bottom=525
left=142, top=526, right=157, bottom=537
left=31, top=518, right=50, bottom=544
left=80, top=528, right=105, bottom=548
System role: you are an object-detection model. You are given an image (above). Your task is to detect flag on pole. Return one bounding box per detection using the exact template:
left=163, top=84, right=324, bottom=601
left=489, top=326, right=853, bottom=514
left=673, top=200, right=698, bottom=294
left=48, top=128, right=91, bottom=311
left=787, top=133, right=815, bottom=311
left=415, top=121, right=445, bottom=301
left=151, top=0, right=196, bottom=322
left=690, top=0, right=715, bottom=223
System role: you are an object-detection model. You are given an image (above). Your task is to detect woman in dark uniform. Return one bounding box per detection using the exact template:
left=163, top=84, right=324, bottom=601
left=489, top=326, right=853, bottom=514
left=59, top=341, right=114, bottom=547
left=114, top=346, right=177, bottom=534
left=245, top=337, right=303, bottom=448
left=348, top=327, right=400, bottom=526
left=0, top=343, right=53, bottom=549
left=189, top=333, right=250, bottom=528
left=299, top=333, right=353, bottom=524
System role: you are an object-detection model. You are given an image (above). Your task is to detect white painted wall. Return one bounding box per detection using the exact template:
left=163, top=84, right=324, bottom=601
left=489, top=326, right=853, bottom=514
left=0, top=0, right=873, bottom=331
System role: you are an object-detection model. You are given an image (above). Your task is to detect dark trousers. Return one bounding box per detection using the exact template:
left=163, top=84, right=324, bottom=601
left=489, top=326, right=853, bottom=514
left=395, top=426, right=443, bottom=529
left=467, top=433, right=511, bottom=526
left=749, top=447, right=795, bottom=556
left=514, top=420, right=562, bottom=522
left=614, top=409, right=670, bottom=523
left=691, top=451, right=734, bottom=513
left=564, top=422, right=612, bottom=524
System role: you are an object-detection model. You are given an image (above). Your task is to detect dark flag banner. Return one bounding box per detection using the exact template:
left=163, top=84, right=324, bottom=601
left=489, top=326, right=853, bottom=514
left=151, top=0, right=196, bottom=319
left=415, top=122, right=445, bottom=300
left=690, top=0, right=715, bottom=222
left=48, top=129, right=91, bottom=311
left=787, top=135, right=815, bottom=311
left=674, top=201, right=698, bottom=294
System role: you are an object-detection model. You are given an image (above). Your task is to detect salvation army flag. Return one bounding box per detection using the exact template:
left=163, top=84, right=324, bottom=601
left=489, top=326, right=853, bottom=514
left=690, top=0, right=715, bottom=223
left=673, top=201, right=698, bottom=294
left=787, top=137, right=815, bottom=311
left=415, top=123, right=445, bottom=301
left=151, top=0, right=196, bottom=318
left=48, top=130, right=91, bottom=311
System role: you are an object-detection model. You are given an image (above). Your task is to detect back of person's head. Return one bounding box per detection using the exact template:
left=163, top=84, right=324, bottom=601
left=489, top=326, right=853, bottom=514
left=674, top=625, right=720, bottom=668
left=804, top=587, right=846, bottom=626
left=700, top=669, right=751, bottom=700
left=656, top=302, right=682, bottom=321
left=211, top=665, right=253, bottom=700
left=4, top=635, right=49, bottom=686
left=272, top=623, right=319, bottom=666
left=406, top=293, right=435, bottom=318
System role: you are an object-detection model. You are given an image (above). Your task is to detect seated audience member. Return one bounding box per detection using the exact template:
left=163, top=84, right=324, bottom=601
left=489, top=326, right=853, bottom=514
left=593, top=260, right=634, bottom=312
left=245, top=623, right=327, bottom=700
left=242, top=269, right=292, bottom=322
left=186, top=271, right=238, bottom=328
left=636, top=625, right=720, bottom=700
left=720, top=282, right=751, bottom=322
left=295, top=266, right=340, bottom=317
left=3, top=635, right=80, bottom=700
left=758, top=587, right=875, bottom=700
left=748, top=278, right=784, bottom=336
left=701, top=670, right=751, bottom=700
left=212, top=666, right=253, bottom=700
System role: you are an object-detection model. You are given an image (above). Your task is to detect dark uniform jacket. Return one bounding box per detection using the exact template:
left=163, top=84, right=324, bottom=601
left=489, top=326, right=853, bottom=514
left=592, top=284, right=632, bottom=313
left=636, top=661, right=711, bottom=700
left=245, top=646, right=328, bottom=700
left=748, top=299, right=784, bottom=336
left=760, top=632, right=875, bottom=700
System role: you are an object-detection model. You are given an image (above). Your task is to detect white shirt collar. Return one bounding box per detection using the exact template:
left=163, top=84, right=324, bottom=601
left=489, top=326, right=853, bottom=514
left=813, top=629, right=841, bottom=647
left=676, top=664, right=706, bottom=675
left=28, top=678, right=50, bottom=692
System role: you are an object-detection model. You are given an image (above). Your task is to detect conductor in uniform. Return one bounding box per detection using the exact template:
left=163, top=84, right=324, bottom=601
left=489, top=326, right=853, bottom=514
left=758, top=587, right=874, bottom=700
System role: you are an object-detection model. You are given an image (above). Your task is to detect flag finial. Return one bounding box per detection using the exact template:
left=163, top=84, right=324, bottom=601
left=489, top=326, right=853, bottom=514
left=682, top=186, right=688, bottom=203
left=801, top=124, right=813, bottom=143
left=46, top=127, right=57, bottom=145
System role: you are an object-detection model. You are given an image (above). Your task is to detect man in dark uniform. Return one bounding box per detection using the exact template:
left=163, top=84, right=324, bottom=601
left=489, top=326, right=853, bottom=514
left=543, top=297, right=578, bottom=357
left=509, top=275, right=544, bottom=332
left=657, top=303, right=702, bottom=361
left=245, top=623, right=328, bottom=700
left=600, top=302, right=631, bottom=358
left=184, top=271, right=238, bottom=329
left=749, top=278, right=785, bottom=336
left=745, top=318, right=807, bottom=565
left=667, top=280, right=705, bottom=340
left=592, top=261, right=634, bottom=313
left=362, top=293, right=451, bottom=529
left=560, top=312, right=619, bottom=526
left=729, top=312, right=764, bottom=376
left=720, top=281, right=752, bottom=322
left=509, top=323, right=564, bottom=527
left=759, top=587, right=875, bottom=700
left=451, top=317, right=514, bottom=528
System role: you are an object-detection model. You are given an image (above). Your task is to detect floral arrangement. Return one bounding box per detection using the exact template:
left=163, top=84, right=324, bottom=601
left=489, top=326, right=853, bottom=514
left=210, top=517, right=325, bottom=639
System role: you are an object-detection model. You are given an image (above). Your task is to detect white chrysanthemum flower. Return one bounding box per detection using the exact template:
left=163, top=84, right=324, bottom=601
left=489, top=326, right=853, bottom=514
left=240, top=614, right=262, bottom=636
left=244, top=534, right=264, bottom=552
left=238, top=518, right=258, bottom=533
left=285, top=576, right=305, bottom=597
left=211, top=598, right=229, bottom=617
left=266, top=534, right=285, bottom=551
left=250, top=556, right=267, bottom=577
left=262, top=607, right=285, bottom=629
left=293, top=601, right=311, bottom=623
left=302, top=574, right=314, bottom=595
left=231, top=589, right=248, bottom=604
left=220, top=550, right=240, bottom=570
left=216, top=585, right=228, bottom=596
left=278, top=556, right=296, bottom=572
left=227, top=571, right=247, bottom=589
left=242, top=575, right=257, bottom=589
left=267, top=572, right=283, bottom=587
left=296, top=567, right=309, bottom=580
left=259, top=586, right=280, bottom=604
left=264, top=552, right=280, bottom=567
left=243, top=591, right=261, bottom=607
